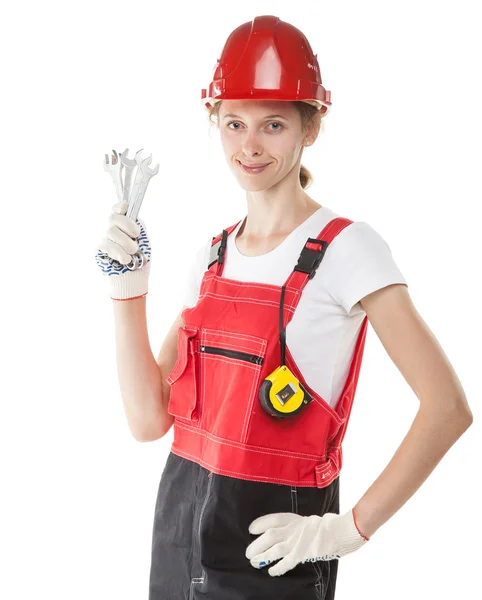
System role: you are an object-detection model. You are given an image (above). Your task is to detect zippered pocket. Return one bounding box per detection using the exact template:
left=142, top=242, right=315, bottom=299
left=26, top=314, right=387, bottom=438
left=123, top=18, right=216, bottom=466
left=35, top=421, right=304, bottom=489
left=200, top=345, right=264, bottom=365
left=199, top=328, right=267, bottom=442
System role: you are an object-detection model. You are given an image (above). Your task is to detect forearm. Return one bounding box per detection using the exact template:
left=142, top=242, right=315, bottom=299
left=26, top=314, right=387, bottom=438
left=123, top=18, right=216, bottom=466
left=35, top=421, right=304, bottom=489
left=112, top=295, right=165, bottom=440
left=352, top=401, right=472, bottom=539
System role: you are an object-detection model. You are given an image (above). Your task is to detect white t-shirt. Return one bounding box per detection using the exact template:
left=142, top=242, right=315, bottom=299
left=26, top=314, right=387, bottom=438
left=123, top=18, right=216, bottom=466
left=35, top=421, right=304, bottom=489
left=182, top=206, right=408, bottom=410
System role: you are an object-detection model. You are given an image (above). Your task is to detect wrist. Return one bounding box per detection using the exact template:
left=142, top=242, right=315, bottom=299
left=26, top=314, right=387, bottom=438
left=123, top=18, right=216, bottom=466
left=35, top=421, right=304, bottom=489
left=352, top=507, right=370, bottom=541
left=109, top=261, right=150, bottom=300
left=329, top=509, right=369, bottom=557
left=352, top=503, right=381, bottom=539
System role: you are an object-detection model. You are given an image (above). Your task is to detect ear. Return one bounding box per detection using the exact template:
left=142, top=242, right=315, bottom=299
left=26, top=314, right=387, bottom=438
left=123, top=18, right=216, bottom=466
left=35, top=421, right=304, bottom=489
left=303, top=114, right=322, bottom=146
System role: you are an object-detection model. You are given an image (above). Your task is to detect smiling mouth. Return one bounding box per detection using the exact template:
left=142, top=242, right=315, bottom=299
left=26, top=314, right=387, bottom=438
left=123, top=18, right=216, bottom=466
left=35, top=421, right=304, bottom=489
left=237, top=160, right=271, bottom=173
left=239, top=161, right=270, bottom=167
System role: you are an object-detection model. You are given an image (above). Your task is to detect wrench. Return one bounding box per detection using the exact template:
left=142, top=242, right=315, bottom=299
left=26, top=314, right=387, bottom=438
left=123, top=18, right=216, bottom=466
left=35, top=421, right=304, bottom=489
left=103, top=149, right=123, bottom=202
left=120, top=147, right=140, bottom=206
left=126, top=153, right=160, bottom=221
left=118, top=149, right=146, bottom=269
left=101, top=150, right=130, bottom=269
left=123, top=153, right=159, bottom=270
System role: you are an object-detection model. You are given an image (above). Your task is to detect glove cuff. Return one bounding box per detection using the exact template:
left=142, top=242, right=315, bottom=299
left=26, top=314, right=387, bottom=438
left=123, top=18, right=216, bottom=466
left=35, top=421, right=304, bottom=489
left=109, top=261, right=150, bottom=301
left=334, top=509, right=370, bottom=556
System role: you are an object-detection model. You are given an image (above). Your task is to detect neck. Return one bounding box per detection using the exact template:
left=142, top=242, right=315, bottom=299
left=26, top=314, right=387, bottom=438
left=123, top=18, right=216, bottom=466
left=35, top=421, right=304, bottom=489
left=239, top=195, right=322, bottom=240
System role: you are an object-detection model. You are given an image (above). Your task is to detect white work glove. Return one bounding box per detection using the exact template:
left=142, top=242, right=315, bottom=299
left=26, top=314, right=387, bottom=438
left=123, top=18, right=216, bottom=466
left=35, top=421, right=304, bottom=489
left=245, top=509, right=369, bottom=577
left=95, top=202, right=152, bottom=301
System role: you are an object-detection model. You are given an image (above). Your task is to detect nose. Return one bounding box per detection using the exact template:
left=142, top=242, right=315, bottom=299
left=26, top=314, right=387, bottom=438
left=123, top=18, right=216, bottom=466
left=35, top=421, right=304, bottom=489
left=241, top=131, right=264, bottom=158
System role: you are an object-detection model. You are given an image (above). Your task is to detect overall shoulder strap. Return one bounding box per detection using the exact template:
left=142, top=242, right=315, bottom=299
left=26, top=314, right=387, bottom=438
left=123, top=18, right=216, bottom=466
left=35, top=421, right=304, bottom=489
left=282, top=216, right=354, bottom=298
left=207, top=221, right=241, bottom=272
left=276, top=216, right=355, bottom=359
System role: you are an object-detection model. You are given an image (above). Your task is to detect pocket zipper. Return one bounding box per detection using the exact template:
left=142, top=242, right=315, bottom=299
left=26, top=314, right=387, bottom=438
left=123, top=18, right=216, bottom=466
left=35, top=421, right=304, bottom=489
left=200, top=345, right=264, bottom=365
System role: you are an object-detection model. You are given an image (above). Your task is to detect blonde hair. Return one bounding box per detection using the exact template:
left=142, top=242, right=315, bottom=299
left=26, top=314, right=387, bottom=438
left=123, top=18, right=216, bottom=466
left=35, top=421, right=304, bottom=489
left=207, top=101, right=324, bottom=189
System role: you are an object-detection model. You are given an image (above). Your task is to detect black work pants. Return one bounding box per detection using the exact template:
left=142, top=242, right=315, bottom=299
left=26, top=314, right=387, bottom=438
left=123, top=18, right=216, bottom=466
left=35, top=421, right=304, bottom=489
left=149, top=451, right=340, bottom=600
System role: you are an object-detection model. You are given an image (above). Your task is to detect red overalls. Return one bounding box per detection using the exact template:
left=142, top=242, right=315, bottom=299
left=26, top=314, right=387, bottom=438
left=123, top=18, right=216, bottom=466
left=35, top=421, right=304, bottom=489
left=148, top=216, right=369, bottom=600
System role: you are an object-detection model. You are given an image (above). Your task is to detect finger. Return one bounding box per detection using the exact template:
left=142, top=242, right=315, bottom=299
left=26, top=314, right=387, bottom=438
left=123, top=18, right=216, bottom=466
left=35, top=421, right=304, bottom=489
left=109, top=213, right=141, bottom=239
left=249, top=540, right=287, bottom=569
left=98, top=238, right=134, bottom=265
left=248, top=512, right=300, bottom=535
left=107, top=224, right=139, bottom=255
left=112, top=202, right=128, bottom=216
left=268, top=553, right=297, bottom=577
left=245, top=527, right=287, bottom=560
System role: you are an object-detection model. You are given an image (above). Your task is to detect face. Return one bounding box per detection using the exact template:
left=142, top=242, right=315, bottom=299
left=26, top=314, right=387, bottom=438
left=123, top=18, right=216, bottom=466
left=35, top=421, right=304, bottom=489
left=218, top=100, right=311, bottom=191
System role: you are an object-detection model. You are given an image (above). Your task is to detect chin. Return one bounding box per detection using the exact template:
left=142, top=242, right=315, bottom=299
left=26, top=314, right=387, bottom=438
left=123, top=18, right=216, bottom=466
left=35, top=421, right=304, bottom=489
left=235, top=177, right=271, bottom=192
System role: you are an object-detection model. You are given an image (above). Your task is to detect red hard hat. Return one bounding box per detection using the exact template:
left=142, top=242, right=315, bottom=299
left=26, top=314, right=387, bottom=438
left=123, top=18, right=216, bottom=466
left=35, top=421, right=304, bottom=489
left=201, top=15, right=331, bottom=116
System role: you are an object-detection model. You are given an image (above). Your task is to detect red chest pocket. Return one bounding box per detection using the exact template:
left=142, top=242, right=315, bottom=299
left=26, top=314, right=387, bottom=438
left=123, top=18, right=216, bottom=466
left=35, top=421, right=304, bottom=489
left=199, top=328, right=267, bottom=442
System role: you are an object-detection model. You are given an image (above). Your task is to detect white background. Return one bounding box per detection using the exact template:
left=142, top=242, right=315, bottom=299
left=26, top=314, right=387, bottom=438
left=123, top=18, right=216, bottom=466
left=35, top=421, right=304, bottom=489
left=1, top=1, right=480, bottom=598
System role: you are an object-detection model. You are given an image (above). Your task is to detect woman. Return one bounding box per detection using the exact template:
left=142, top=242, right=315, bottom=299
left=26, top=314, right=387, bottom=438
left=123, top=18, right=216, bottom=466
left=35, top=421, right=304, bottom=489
left=96, top=15, right=473, bottom=600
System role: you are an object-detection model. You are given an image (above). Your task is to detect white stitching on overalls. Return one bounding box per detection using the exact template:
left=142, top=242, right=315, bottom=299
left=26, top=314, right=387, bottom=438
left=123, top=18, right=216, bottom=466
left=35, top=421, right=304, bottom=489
left=175, top=422, right=323, bottom=459
left=202, top=271, right=301, bottom=295
left=291, top=486, right=324, bottom=599
left=199, top=291, right=297, bottom=311
left=203, top=328, right=269, bottom=345
left=241, top=362, right=264, bottom=444
left=189, top=472, right=213, bottom=599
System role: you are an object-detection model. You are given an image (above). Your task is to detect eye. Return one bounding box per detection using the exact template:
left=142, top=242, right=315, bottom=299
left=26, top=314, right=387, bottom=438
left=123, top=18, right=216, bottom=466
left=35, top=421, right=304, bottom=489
left=225, top=121, right=283, bottom=131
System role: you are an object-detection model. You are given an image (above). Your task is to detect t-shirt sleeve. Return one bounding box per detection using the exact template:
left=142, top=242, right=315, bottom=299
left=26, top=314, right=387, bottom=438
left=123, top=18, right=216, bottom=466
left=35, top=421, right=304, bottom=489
left=182, top=236, right=212, bottom=308
left=323, top=221, right=408, bottom=315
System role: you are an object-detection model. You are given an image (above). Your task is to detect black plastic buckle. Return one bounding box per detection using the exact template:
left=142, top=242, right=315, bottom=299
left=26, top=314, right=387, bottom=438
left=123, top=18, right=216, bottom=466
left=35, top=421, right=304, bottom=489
left=208, top=229, right=228, bottom=268
left=217, top=230, right=228, bottom=264
left=293, top=238, right=328, bottom=279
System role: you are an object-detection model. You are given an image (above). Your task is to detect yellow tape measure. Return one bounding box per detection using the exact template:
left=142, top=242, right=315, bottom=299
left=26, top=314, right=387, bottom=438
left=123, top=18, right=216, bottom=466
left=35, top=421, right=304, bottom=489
left=259, top=365, right=314, bottom=418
